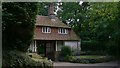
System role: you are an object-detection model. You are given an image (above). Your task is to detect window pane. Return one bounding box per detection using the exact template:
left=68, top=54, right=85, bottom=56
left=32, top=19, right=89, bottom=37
left=48, top=27, right=51, bottom=32
left=42, top=27, right=45, bottom=32
left=63, top=29, right=65, bottom=33
left=61, top=29, right=63, bottom=33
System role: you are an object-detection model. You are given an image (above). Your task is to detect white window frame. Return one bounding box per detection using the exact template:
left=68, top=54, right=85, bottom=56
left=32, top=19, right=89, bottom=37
left=42, top=27, right=51, bottom=33
left=58, top=28, right=68, bottom=34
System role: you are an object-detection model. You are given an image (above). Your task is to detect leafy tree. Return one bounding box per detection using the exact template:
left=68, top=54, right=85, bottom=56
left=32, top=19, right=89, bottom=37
left=86, top=2, right=119, bottom=56
left=2, top=2, right=39, bottom=52
left=57, top=2, right=90, bottom=41
left=57, top=2, right=120, bottom=57
left=37, top=2, right=49, bottom=16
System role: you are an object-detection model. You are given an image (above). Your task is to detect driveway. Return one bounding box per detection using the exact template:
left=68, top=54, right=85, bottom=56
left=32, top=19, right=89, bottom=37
left=54, top=61, right=119, bottom=68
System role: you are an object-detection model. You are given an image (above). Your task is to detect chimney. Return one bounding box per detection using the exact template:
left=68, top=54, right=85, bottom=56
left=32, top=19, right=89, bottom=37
left=48, top=3, right=55, bottom=19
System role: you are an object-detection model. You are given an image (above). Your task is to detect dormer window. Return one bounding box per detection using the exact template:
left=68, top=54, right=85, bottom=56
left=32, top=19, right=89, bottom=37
left=58, top=28, right=68, bottom=34
left=42, top=27, right=51, bottom=33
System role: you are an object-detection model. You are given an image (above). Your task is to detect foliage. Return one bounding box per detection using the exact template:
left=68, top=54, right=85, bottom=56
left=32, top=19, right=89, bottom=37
left=2, top=50, right=53, bottom=68
left=2, top=2, right=54, bottom=68
left=66, top=55, right=113, bottom=64
left=2, top=2, right=38, bottom=52
left=57, top=2, right=120, bottom=57
left=57, top=2, right=89, bottom=36
left=31, top=54, right=53, bottom=67
left=81, top=40, right=108, bottom=55
left=82, top=2, right=119, bottom=57
left=37, top=2, right=49, bottom=16
left=80, top=51, right=106, bottom=55
left=2, top=51, right=42, bottom=68
left=60, top=46, right=72, bottom=57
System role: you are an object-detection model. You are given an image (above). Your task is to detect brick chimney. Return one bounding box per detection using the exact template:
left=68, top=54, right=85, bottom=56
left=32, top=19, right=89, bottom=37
left=48, top=3, right=55, bottom=19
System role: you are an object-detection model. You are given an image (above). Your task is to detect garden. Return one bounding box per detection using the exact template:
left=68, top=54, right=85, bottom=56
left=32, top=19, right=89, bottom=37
left=58, top=45, right=116, bottom=64
left=2, top=2, right=119, bottom=68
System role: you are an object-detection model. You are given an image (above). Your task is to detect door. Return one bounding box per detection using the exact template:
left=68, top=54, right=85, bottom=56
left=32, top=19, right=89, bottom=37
left=37, top=42, right=46, bottom=57
left=46, top=42, right=55, bottom=61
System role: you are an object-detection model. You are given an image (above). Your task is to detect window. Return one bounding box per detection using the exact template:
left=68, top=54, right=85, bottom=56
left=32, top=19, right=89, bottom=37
left=42, top=27, right=51, bottom=33
left=56, top=41, right=63, bottom=51
left=58, top=28, right=68, bottom=34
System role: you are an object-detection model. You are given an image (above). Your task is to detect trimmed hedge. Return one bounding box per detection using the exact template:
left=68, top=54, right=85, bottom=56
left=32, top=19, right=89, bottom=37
left=81, top=40, right=107, bottom=51
left=81, top=40, right=118, bottom=57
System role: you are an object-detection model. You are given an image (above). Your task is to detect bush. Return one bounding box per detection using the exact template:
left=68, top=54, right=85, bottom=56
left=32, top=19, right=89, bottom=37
left=60, top=46, right=72, bottom=57
left=2, top=50, right=53, bottom=68
left=80, top=51, right=106, bottom=55
left=58, top=46, right=72, bottom=61
left=69, top=56, right=113, bottom=64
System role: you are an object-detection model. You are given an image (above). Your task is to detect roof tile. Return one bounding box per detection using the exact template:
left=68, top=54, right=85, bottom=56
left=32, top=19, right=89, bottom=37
left=36, top=15, right=71, bottom=28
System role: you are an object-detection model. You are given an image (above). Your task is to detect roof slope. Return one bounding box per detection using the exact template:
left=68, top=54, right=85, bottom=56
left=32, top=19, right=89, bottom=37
left=36, top=15, right=71, bottom=28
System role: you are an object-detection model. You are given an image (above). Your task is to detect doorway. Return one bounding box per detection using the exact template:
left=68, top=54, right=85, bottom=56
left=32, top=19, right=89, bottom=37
left=37, top=41, right=55, bottom=60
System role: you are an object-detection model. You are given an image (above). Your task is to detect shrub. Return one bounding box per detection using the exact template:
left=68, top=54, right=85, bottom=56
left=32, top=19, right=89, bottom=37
left=2, top=50, right=53, bottom=68
left=60, top=46, right=72, bottom=57
left=58, top=46, right=72, bottom=61
left=81, top=40, right=107, bottom=51
left=69, top=56, right=113, bottom=64
left=81, top=40, right=108, bottom=55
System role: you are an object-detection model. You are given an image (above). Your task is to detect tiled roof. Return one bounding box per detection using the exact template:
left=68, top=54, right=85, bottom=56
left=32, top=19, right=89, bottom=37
left=36, top=15, right=71, bottom=28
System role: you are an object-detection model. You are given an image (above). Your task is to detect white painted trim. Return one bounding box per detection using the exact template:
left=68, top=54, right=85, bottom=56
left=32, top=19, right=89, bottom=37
left=56, top=41, right=57, bottom=51
left=42, top=27, right=51, bottom=33
left=58, top=28, right=68, bottom=34
left=35, top=40, right=37, bottom=52
left=32, top=41, right=34, bottom=52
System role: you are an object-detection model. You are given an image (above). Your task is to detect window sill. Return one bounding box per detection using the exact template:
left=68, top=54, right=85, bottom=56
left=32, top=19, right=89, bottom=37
left=42, top=32, right=51, bottom=33
left=58, top=33, right=68, bottom=34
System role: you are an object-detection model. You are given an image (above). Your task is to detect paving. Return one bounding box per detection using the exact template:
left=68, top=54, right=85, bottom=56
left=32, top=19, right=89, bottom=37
left=53, top=61, right=119, bottom=68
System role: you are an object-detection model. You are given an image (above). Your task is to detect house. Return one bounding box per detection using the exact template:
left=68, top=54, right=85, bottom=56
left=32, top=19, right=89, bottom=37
left=28, top=3, right=81, bottom=61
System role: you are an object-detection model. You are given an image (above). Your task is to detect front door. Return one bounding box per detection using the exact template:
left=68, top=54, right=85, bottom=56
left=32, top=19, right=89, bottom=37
left=37, top=42, right=46, bottom=57
left=46, top=42, right=55, bottom=61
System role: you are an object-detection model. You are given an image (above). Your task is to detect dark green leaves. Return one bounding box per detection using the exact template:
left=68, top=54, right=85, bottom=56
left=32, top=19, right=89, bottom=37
left=2, top=2, right=38, bottom=52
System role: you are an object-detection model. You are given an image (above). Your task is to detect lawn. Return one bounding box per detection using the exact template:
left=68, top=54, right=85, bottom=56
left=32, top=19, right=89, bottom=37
left=76, top=55, right=106, bottom=59
left=67, top=55, right=113, bottom=64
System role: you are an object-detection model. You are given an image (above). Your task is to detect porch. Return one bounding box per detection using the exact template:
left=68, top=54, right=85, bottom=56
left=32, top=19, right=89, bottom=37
left=28, top=40, right=63, bottom=61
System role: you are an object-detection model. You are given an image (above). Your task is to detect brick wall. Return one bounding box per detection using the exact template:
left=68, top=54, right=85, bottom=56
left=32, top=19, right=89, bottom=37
left=34, top=26, right=71, bottom=40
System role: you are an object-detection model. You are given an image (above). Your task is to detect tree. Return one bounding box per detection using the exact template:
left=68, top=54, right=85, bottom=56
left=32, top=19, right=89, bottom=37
left=57, top=2, right=120, bottom=57
left=57, top=2, right=89, bottom=38
left=2, top=2, right=39, bottom=52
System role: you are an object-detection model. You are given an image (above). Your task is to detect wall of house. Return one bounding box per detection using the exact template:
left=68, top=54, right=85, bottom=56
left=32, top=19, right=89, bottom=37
left=35, top=26, right=71, bottom=39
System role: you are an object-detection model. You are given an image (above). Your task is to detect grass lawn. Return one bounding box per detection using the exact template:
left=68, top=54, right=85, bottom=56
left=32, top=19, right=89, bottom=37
left=76, top=55, right=107, bottom=59
left=68, top=55, right=113, bottom=64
